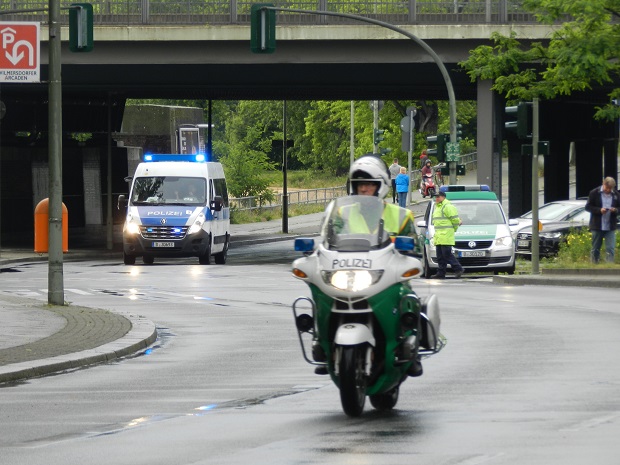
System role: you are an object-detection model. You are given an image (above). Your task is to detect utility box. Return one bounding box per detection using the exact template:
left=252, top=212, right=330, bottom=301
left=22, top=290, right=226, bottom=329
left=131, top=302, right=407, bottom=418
left=34, top=198, right=68, bottom=253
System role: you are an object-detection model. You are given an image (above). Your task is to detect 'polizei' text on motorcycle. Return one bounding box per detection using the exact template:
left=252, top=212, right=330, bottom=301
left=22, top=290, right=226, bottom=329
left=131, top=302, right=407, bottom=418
left=291, top=196, right=445, bottom=417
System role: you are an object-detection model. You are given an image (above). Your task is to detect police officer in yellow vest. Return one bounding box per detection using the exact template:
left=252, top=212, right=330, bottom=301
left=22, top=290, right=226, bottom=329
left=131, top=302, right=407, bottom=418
left=431, top=190, right=464, bottom=279
left=347, top=155, right=416, bottom=237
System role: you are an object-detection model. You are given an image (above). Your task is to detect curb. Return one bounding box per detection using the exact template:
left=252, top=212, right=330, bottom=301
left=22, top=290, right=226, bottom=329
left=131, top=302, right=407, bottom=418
left=0, top=312, right=157, bottom=384
left=493, top=274, right=620, bottom=288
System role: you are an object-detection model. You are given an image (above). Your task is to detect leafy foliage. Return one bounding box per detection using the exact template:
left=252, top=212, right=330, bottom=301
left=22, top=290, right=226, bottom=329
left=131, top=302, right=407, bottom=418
left=459, top=0, right=620, bottom=121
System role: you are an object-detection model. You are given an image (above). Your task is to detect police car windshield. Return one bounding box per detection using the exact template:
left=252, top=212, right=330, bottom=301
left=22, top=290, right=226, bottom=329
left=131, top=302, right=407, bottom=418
left=322, top=196, right=391, bottom=251
left=452, top=201, right=506, bottom=225
left=131, top=177, right=206, bottom=205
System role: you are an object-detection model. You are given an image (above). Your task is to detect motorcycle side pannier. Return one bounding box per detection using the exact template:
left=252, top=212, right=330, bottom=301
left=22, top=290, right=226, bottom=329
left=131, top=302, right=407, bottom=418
left=420, top=294, right=441, bottom=350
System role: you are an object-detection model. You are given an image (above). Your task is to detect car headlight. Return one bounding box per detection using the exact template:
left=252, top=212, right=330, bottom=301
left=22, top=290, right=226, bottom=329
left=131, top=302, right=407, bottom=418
left=321, top=270, right=383, bottom=292
left=494, top=235, right=513, bottom=247
left=188, top=213, right=205, bottom=235
left=540, top=232, right=562, bottom=239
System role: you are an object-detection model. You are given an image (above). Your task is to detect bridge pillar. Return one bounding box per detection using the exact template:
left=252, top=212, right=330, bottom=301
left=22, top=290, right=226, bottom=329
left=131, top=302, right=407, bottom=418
left=476, top=80, right=503, bottom=199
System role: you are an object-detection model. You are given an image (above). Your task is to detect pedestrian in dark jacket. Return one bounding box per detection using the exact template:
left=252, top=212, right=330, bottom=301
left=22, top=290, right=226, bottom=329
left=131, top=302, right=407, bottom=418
left=585, top=177, right=620, bottom=263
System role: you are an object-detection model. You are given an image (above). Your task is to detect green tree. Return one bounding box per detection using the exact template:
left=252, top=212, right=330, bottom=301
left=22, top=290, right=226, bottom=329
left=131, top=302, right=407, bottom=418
left=459, top=0, right=620, bottom=121
left=215, top=101, right=279, bottom=198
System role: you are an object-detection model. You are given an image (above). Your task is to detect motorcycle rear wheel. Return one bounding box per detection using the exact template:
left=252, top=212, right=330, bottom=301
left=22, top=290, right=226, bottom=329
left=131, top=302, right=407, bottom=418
left=339, top=345, right=368, bottom=417
left=369, top=386, right=399, bottom=411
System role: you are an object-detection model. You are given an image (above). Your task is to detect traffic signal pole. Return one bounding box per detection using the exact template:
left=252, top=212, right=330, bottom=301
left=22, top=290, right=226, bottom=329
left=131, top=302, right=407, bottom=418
left=531, top=98, right=540, bottom=274
left=48, top=0, right=65, bottom=305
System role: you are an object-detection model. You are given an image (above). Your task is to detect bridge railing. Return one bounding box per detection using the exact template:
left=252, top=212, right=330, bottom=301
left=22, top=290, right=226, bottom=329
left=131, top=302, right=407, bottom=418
left=230, top=185, right=348, bottom=211
left=1, top=1, right=540, bottom=25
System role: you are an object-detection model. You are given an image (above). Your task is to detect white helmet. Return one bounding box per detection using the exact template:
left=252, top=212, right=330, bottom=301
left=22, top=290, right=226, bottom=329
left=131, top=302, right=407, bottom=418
left=349, top=155, right=390, bottom=199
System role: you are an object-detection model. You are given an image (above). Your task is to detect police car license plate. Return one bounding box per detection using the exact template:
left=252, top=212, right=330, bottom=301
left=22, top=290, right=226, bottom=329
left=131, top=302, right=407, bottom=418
left=518, top=240, right=530, bottom=248
left=153, top=242, right=174, bottom=248
left=459, top=250, right=485, bottom=257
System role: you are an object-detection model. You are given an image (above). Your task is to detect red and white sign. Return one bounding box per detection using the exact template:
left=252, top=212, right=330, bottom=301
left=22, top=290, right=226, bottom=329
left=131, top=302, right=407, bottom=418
left=0, top=22, right=40, bottom=83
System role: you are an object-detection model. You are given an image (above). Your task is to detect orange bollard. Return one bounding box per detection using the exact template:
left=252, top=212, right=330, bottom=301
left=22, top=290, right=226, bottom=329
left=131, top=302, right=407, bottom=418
left=34, top=198, right=68, bottom=253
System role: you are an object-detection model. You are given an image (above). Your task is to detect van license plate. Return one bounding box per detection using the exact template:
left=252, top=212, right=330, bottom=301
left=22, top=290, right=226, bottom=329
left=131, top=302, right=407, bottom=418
left=153, top=242, right=174, bottom=248
left=459, top=250, right=485, bottom=257
left=518, top=240, right=530, bottom=248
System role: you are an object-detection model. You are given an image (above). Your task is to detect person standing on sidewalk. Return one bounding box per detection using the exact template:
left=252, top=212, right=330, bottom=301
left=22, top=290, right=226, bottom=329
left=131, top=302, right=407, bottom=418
left=585, top=177, right=620, bottom=263
left=430, top=190, right=464, bottom=279
left=395, top=166, right=410, bottom=208
left=388, top=158, right=401, bottom=204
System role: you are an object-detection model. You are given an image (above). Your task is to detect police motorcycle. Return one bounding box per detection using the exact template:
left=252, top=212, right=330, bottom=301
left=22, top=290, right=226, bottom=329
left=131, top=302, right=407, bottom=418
left=291, top=195, right=445, bottom=417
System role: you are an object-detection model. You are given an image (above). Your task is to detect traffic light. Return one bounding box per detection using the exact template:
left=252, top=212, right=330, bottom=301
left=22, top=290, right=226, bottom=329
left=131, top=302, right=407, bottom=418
left=374, top=128, right=385, bottom=146
left=250, top=4, right=276, bottom=54
left=69, top=3, right=93, bottom=52
left=505, top=102, right=532, bottom=139
left=426, top=133, right=447, bottom=162
left=455, top=123, right=463, bottom=141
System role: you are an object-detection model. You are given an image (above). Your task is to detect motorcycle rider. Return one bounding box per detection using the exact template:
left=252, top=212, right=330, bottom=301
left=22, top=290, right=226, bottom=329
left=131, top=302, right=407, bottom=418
left=420, top=159, right=433, bottom=194
left=347, top=155, right=416, bottom=236
left=345, top=154, right=423, bottom=377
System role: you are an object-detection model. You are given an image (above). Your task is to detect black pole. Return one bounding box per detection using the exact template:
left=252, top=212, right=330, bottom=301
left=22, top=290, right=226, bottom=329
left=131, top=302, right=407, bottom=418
left=208, top=100, right=213, bottom=159
left=282, top=100, right=288, bottom=233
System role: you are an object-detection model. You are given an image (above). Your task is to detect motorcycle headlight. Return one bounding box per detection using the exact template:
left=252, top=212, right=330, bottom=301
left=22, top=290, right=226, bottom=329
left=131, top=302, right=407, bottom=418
left=494, top=235, right=513, bottom=247
left=321, top=270, right=383, bottom=292
left=188, top=213, right=206, bottom=235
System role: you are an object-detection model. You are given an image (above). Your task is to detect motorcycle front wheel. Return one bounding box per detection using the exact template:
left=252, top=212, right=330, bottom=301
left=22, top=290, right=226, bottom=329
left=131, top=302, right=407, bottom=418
left=339, top=345, right=368, bottom=417
left=369, top=386, right=399, bottom=411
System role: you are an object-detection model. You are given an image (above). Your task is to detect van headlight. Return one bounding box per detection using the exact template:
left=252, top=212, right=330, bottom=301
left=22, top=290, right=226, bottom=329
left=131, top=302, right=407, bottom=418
left=125, top=219, right=141, bottom=235
left=188, top=213, right=205, bottom=235
left=321, top=270, right=383, bottom=292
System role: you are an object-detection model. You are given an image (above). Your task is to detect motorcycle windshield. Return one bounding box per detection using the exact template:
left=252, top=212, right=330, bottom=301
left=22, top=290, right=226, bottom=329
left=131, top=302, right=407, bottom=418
left=322, top=196, right=391, bottom=251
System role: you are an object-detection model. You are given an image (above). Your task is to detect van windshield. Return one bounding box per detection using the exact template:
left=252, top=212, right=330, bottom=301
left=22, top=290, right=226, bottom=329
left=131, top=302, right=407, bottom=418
left=131, top=177, right=206, bottom=206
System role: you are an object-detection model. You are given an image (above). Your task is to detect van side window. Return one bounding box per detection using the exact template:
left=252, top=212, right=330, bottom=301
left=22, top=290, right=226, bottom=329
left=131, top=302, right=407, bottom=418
left=213, top=178, right=229, bottom=207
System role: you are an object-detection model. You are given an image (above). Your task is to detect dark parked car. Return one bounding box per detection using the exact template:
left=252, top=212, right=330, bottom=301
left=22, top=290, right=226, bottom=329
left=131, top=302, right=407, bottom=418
left=515, top=210, right=620, bottom=257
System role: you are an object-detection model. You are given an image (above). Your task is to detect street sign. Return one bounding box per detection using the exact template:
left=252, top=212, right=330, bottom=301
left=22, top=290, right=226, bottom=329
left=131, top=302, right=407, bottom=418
left=446, top=141, right=460, bottom=162
left=0, top=22, right=40, bottom=83
left=400, top=115, right=412, bottom=132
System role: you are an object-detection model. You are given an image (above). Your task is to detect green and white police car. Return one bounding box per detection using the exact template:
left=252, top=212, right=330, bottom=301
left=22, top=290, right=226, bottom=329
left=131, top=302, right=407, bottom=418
left=416, top=185, right=518, bottom=278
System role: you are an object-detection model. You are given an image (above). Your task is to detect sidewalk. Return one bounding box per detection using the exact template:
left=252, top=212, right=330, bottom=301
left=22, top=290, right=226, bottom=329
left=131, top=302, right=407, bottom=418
left=0, top=170, right=617, bottom=384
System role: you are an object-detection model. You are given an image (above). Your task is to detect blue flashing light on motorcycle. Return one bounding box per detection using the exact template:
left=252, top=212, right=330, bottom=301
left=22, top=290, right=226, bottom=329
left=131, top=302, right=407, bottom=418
left=291, top=195, right=446, bottom=417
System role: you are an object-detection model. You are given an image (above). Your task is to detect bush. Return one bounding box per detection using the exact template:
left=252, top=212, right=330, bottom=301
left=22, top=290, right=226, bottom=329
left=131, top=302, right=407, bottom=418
left=556, top=229, right=620, bottom=265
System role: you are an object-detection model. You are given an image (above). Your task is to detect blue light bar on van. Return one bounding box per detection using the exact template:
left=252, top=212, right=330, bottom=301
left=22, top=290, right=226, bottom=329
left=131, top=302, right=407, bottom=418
left=439, top=184, right=490, bottom=193
left=143, top=153, right=212, bottom=163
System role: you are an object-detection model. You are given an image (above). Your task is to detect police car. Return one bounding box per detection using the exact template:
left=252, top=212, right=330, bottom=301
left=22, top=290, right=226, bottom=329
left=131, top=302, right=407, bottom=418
left=416, top=185, right=518, bottom=277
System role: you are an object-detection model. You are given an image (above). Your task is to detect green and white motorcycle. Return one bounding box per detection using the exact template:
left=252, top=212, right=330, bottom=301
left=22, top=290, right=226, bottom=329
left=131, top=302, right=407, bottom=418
left=292, top=196, right=445, bottom=417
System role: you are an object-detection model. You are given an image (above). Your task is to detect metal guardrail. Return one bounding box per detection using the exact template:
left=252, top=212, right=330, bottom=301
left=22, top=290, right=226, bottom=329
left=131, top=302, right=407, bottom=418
left=0, top=1, right=541, bottom=25
left=232, top=152, right=477, bottom=211
left=231, top=185, right=347, bottom=211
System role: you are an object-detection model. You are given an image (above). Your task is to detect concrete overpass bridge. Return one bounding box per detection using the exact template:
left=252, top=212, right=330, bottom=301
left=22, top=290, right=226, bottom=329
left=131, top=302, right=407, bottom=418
left=0, top=0, right=617, bottom=245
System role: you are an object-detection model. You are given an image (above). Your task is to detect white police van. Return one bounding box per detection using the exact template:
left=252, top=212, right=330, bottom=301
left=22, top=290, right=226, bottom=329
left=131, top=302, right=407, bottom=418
left=118, top=153, right=230, bottom=265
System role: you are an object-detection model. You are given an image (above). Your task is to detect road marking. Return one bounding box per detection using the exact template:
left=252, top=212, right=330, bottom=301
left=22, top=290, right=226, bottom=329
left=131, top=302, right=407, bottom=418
left=560, top=413, right=620, bottom=432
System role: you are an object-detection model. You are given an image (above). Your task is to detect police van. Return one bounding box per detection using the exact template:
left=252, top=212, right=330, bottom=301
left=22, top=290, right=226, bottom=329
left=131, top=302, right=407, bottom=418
left=118, top=153, right=230, bottom=265
left=416, top=185, right=518, bottom=277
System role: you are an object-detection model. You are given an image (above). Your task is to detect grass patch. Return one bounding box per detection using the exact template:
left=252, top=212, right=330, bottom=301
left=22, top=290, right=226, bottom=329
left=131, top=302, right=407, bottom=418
left=231, top=203, right=326, bottom=224
left=261, top=170, right=347, bottom=189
